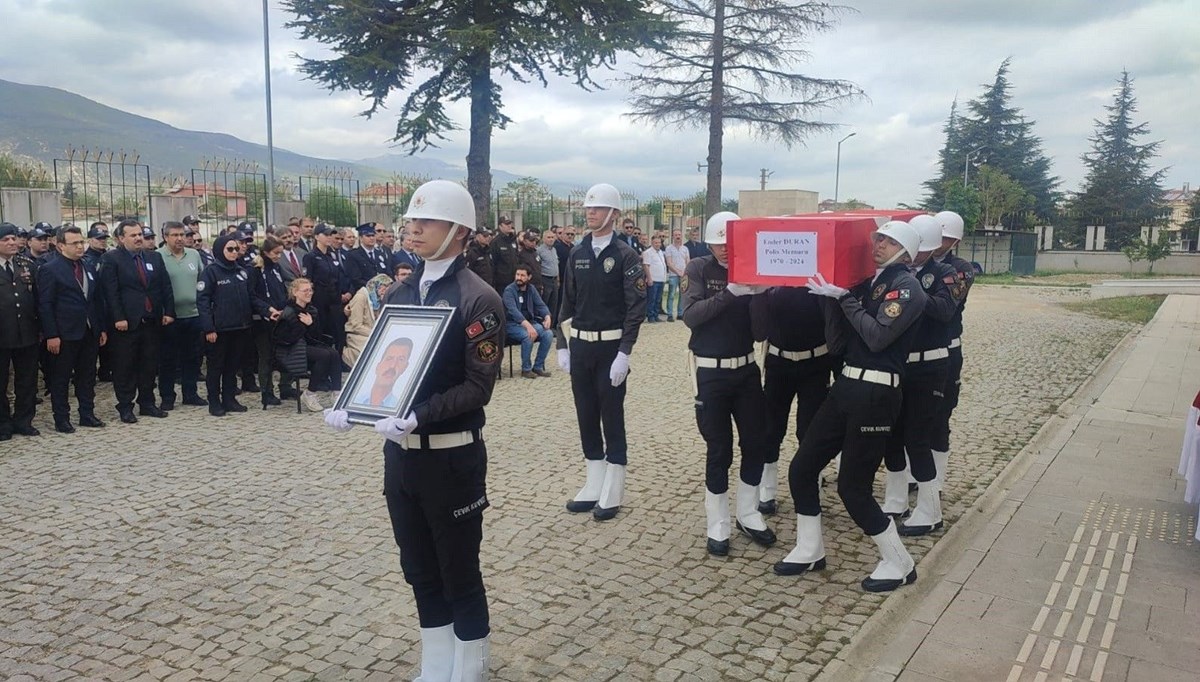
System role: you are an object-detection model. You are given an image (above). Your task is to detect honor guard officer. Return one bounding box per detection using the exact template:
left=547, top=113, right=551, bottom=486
left=750, top=276, right=834, bottom=516
left=775, top=220, right=927, bottom=593
left=683, top=212, right=777, bottom=556
left=930, top=211, right=974, bottom=491
left=325, top=180, right=503, bottom=682
left=556, top=183, right=647, bottom=521
left=879, top=215, right=963, bottom=536
left=0, top=223, right=42, bottom=440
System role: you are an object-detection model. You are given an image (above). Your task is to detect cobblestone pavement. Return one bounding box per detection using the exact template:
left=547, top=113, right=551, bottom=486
left=0, top=285, right=1134, bottom=682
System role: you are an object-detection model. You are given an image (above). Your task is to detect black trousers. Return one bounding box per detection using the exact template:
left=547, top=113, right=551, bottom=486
left=695, top=363, right=768, bottom=493
left=158, top=315, right=203, bottom=403
left=49, top=329, right=100, bottom=421
left=543, top=277, right=560, bottom=328
left=38, top=343, right=54, bottom=395
left=252, top=320, right=275, bottom=391
left=883, top=360, right=946, bottom=482
left=788, top=377, right=902, bottom=537
left=384, top=440, right=489, bottom=641
left=319, top=302, right=347, bottom=354
left=0, top=343, right=38, bottom=434
left=569, top=338, right=628, bottom=465
left=108, top=321, right=161, bottom=412
left=763, top=354, right=833, bottom=465
left=205, top=328, right=249, bottom=407
left=306, top=345, right=342, bottom=392
left=931, top=348, right=963, bottom=453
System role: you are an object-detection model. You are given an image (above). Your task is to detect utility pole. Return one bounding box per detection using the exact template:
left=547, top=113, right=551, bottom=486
left=759, top=168, right=773, bottom=191
left=834, top=132, right=856, bottom=206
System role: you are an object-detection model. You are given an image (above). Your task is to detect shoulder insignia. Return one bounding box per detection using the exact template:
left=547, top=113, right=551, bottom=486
left=467, top=311, right=500, bottom=340
left=884, top=289, right=899, bottom=300
left=477, top=339, right=499, bottom=363
left=883, top=301, right=903, bottom=318
left=942, top=274, right=957, bottom=285
left=624, top=264, right=643, bottom=279
left=920, top=272, right=935, bottom=290
left=872, top=283, right=886, bottom=300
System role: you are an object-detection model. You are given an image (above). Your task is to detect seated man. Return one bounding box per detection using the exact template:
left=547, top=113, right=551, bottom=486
left=503, top=265, right=552, bottom=378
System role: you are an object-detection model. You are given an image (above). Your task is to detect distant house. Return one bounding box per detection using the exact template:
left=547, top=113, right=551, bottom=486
left=818, top=199, right=875, bottom=212
left=358, top=183, right=406, bottom=205
left=167, top=182, right=249, bottom=218
left=1163, top=185, right=1194, bottom=231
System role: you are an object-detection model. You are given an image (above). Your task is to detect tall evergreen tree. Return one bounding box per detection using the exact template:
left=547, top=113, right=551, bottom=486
left=922, top=99, right=963, bottom=210
left=1068, top=71, right=1167, bottom=249
left=284, top=0, right=666, bottom=226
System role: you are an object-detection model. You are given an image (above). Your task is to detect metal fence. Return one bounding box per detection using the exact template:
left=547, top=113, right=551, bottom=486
left=53, top=148, right=151, bottom=226
left=299, top=170, right=360, bottom=226
left=190, top=160, right=268, bottom=228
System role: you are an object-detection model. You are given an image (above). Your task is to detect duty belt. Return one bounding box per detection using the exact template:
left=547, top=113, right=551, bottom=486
left=948, top=337, right=962, bottom=349
left=767, top=343, right=828, bottom=362
left=841, top=365, right=900, bottom=388
left=694, top=352, right=755, bottom=370
left=399, top=429, right=482, bottom=450
left=906, top=347, right=950, bottom=363
left=570, top=328, right=622, bottom=342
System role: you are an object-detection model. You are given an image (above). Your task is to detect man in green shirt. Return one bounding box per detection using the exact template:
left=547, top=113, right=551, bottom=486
left=157, top=221, right=206, bottom=408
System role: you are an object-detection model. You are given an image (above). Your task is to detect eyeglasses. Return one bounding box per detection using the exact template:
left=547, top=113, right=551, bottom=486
left=224, top=246, right=240, bottom=253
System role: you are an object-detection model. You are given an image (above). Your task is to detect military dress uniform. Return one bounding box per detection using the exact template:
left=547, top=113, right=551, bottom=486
left=777, top=261, right=928, bottom=591
left=932, top=250, right=975, bottom=483
left=556, top=232, right=646, bottom=519
left=750, top=286, right=834, bottom=515
left=682, top=255, right=777, bottom=555
left=0, top=248, right=41, bottom=439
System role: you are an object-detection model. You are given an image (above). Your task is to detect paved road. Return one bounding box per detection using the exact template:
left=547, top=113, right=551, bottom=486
left=0, top=285, right=1133, bottom=681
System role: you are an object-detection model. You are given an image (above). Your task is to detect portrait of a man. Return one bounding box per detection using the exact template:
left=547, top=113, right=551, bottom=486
left=354, top=336, right=414, bottom=408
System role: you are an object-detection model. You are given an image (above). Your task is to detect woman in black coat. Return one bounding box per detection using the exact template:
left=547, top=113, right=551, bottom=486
left=275, top=277, right=342, bottom=412
left=197, top=234, right=254, bottom=416
left=251, top=236, right=290, bottom=406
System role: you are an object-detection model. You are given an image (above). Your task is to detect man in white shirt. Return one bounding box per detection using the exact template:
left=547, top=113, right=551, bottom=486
left=642, top=236, right=668, bottom=323
left=664, top=230, right=690, bottom=322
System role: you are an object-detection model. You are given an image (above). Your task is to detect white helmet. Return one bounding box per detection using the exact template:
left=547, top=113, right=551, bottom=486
left=873, top=220, right=921, bottom=262
left=909, top=214, right=943, bottom=252
left=935, top=210, right=964, bottom=241
left=582, top=183, right=621, bottom=210
left=704, top=211, right=738, bottom=245
left=404, top=180, right=476, bottom=231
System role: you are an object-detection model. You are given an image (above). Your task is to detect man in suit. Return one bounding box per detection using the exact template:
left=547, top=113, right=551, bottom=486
left=278, top=223, right=304, bottom=283
left=36, top=225, right=108, bottom=433
left=390, top=225, right=422, bottom=274
left=0, top=222, right=42, bottom=440
left=342, top=223, right=390, bottom=292
left=100, top=219, right=176, bottom=423
left=296, top=216, right=316, bottom=254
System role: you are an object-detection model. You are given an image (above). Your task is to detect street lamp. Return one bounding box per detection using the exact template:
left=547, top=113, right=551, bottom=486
left=834, top=132, right=856, bottom=206
left=963, top=146, right=983, bottom=186
left=262, top=0, right=276, bottom=228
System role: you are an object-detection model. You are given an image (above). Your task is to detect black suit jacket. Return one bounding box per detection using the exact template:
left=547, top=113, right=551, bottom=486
left=99, top=246, right=176, bottom=330
left=37, top=256, right=106, bottom=341
left=343, top=246, right=388, bottom=292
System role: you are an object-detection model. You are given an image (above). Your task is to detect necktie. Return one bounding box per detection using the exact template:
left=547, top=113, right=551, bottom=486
left=134, top=254, right=152, bottom=312
left=3, top=261, right=11, bottom=280
left=288, top=251, right=300, bottom=273
left=73, top=261, right=84, bottom=286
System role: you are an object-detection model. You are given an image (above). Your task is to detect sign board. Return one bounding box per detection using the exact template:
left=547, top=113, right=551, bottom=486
left=727, top=215, right=878, bottom=288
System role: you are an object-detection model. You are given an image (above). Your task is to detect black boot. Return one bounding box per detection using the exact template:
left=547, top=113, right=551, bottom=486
left=261, top=390, right=282, bottom=408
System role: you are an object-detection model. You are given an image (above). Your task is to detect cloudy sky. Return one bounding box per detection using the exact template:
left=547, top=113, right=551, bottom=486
left=1, top=0, right=1196, bottom=206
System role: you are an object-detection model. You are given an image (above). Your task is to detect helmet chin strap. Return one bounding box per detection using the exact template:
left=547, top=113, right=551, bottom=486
left=429, top=224, right=462, bottom=261
left=591, top=208, right=615, bottom=236
left=880, top=248, right=909, bottom=268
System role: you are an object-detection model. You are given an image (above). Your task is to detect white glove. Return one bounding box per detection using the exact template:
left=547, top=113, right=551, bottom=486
left=374, top=413, right=419, bottom=446
left=609, top=351, right=630, bottom=387
left=323, top=408, right=353, bottom=433
left=805, top=273, right=848, bottom=299
left=557, top=348, right=571, bottom=373
left=726, top=283, right=766, bottom=296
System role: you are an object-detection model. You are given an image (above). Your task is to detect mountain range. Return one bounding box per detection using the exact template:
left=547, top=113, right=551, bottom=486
left=0, top=77, right=553, bottom=191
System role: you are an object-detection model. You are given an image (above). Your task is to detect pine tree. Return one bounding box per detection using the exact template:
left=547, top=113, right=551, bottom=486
left=922, top=99, right=963, bottom=210
left=1068, top=71, right=1167, bottom=249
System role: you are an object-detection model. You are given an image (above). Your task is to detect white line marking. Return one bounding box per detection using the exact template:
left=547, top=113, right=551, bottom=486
left=1091, top=650, right=1108, bottom=681
left=1102, top=549, right=1113, bottom=570
left=1054, top=611, right=1072, bottom=638
left=1086, top=591, right=1102, bottom=617
left=1073, top=526, right=1085, bottom=543
left=1006, top=665, right=1024, bottom=682
left=1041, top=639, right=1060, bottom=669
left=1074, top=566, right=1090, bottom=587
left=1089, top=529, right=1102, bottom=547
left=1046, top=583, right=1062, bottom=606
left=1095, top=568, right=1109, bottom=591
left=1066, top=644, right=1084, bottom=676
left=1032, top=606, right=1050, bottom=633
left=1077, top=616, right=1093, bottom=643
left=1108, top=595, right=1123, bottom=621
left=1100, top=621, right=1116, bottom=649
left=1121, top=552, right=1134, bottom=573
left=1083, top=546, right=1096, bottom=565
left=1034, top=671, right=1048, bottom=682
left=1017, top=633, right=1038, bottom=663
left=1115, top=572, right=1128, bottom=596
left=1065, top=542, right=1079, bottom=561
left=1127, top=535, right=1137, bottom=553
left=1056, top=561, right=1071, bottom=582
left=1065, top=586, right=1081, bottom=611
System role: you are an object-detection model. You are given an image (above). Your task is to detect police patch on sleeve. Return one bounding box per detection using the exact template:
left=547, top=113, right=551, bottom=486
left=921, top=272, right=935, bottom=289
left=477, top=339, right=499, bottom=362
left=883, top=301, right=903, bottom=318
left=196, top=280, right=205, bottom=291
left=635, top=278, right=646, bottom=293
left=466, top=311, right=500, bottom=340
left=872, top=283, right=887, bottom=300
left=884, top=288, right=910, bottom=301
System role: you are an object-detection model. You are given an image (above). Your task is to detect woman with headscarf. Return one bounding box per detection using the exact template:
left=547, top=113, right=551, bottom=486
left=342, top=273, right=394, bottom=367
left=196, top=233, right=254, bottom=416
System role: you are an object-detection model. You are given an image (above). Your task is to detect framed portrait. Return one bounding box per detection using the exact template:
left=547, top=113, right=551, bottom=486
left=334, top=304, right=456, bottom=425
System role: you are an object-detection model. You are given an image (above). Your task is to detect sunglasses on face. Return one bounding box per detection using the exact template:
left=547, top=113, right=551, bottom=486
left=224, top=246, right=240, bottom=253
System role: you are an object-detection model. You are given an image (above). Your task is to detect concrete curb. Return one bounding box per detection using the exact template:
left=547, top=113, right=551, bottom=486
left=814, top=324, right=1141, bottom=682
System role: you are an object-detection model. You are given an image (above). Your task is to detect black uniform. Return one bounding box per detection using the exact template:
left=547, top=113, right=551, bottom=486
left=555, top=233, right=646, bottom=467
left=932, top=251, right=975, bottom=454
left=82, top=246, right=106, bottom=270
left=251, top=257, right=290, bottom=401
left=0, top=253, right=41, bottom=437
left=99, top=244, right=175, bottom=418
left=787, top=264, right=926, bottom=536
left=516, top=245, right=544, bottom=298
left=197, top=236, right=254, bottom=412
left=682, top=256, right=769, bottom=495
left=465, top=240, right=493, bottom=285
left=490, top=231, right=518, bottom=293
left=882, top=258, right=962, bottom=483
left=750, top=286, right=834, bottom=507
left=380, top=255, right=504, bottom=643
left=302, top=246, right=348, bottom=353
left=343, top=246, right=389, bottom=292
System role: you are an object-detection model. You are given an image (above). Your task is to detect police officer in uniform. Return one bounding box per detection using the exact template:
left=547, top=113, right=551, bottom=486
left=879, top=215, right=964, bottom=536
left=774, top=221, right=927, bottom=593
left=302, top=223, right=350, bottom=354
left=556, top=183, right=647, bottom=521
left=83, top=223, right=109, bottom=269
left=342, top=223, right=390, bottom=292
left=465, top=226, right=494, bottom=285
left=683, top=212, right=777, bottom=556
left=0, top=223, right=41, bottom=439
left=750, top=276, right=833, bottom=516
left=325, top=180, right=504, bottom=681
left=198, top=234, right=255, bottom=416
left=490, top=216, right=519, bottom=294
left=930, top=211, right=974, bottom=491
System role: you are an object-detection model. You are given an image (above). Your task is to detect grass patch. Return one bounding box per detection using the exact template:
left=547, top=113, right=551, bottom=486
left=1062, top=295, right=1166, bottom=324
left=975, top=272, right=1088, bottom=287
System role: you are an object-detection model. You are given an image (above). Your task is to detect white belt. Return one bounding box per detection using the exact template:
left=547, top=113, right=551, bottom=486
left=907, top=347, right=950, bottom=363
left=399, top=429, right=481, bottom=450
left=570, top=328, right=622, bottom=342
left=695, top=352, right=756, bottom=369
left=767, top=343, right=828, bottom=362
left=841, top=365, right=900, bottom=388
left=948, top=338, right=962, bottom=349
